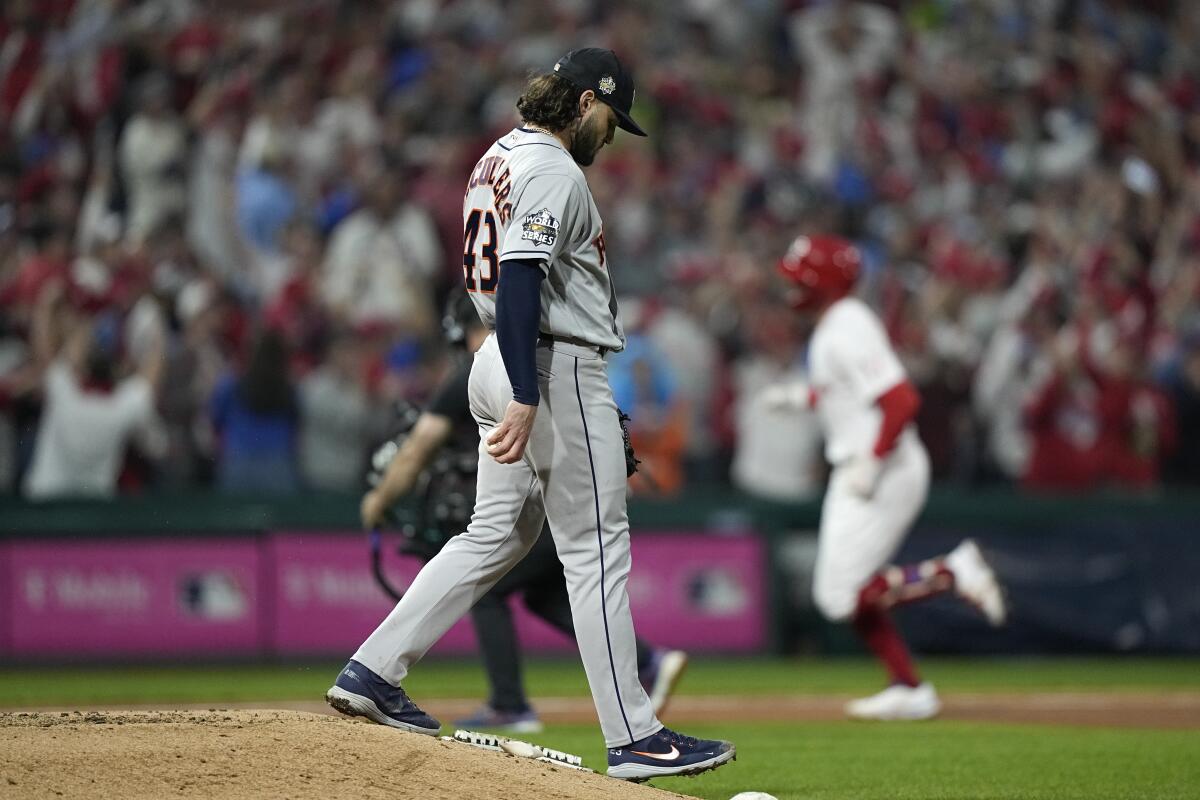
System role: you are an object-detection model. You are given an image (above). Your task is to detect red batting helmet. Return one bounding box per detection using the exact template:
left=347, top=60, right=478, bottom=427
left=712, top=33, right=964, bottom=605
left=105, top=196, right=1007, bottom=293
left=777, top=234, right=861, bottom=311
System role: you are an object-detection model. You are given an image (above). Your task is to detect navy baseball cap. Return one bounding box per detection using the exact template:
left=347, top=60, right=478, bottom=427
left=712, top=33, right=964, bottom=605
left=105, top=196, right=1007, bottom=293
left=553, top=48, right=647, bottom=137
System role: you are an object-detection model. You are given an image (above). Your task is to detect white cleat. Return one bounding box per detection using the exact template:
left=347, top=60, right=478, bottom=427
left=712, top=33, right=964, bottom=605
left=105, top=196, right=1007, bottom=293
left=648, top=650, right=689, bottom=716
left=945, top=539, right=1008, bottom=626
left=845, top=682, right=942, bottom=721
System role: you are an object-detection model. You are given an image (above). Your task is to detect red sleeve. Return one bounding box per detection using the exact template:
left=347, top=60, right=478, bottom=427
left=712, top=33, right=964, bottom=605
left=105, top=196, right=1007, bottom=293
left=872, top=380, right=921, bottom=458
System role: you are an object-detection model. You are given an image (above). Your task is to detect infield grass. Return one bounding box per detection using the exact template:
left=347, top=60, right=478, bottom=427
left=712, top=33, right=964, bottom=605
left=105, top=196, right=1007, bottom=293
left=525, top=721, right=1200, bottom=800
left=1, top=656, right=1198, bottom=707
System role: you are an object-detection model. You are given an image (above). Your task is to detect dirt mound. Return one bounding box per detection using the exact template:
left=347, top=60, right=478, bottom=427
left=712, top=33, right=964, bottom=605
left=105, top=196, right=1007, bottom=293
left=0, top=710, right=693, bottom=800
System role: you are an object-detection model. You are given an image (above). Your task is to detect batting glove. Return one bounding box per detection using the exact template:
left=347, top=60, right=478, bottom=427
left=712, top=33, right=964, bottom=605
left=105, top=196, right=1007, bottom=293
left=844, top=454, right=883, bottom=500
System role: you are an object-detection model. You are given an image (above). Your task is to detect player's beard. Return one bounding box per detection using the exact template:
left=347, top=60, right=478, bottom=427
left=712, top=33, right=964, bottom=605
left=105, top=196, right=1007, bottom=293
left=567, top=115, right=605, bottom=166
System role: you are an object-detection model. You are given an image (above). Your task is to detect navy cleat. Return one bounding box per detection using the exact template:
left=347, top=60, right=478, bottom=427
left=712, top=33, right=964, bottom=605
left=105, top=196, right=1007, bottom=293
left=607, top=726, right=735, bottom=782
left=325, top=660, right=441, bottom=735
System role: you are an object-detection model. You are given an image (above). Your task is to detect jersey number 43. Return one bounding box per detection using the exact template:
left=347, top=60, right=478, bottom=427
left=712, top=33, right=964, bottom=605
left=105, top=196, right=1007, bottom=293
left=463, top=208, right=498, bottom=293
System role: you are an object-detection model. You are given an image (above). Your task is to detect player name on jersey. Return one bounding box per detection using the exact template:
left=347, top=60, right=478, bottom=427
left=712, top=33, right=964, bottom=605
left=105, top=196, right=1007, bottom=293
left=466, top=155, right=513, bottom=225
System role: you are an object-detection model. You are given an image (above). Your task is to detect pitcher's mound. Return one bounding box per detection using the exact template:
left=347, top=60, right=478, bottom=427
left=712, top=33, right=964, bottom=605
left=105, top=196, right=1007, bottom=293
left=0, top=710, right=692, bottom=799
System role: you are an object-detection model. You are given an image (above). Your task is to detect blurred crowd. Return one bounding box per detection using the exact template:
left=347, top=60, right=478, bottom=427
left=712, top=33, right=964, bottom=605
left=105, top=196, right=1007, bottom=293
left=1, top=0, right=1199, bottom=502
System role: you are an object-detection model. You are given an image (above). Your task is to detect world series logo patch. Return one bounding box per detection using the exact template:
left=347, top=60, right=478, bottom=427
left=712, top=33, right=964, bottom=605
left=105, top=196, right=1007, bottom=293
left=521, top=208, right=559, bottom=247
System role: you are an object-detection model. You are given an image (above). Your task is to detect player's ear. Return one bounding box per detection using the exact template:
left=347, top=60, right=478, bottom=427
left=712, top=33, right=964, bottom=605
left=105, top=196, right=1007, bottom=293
left=578, top=89, right=596, bottom=117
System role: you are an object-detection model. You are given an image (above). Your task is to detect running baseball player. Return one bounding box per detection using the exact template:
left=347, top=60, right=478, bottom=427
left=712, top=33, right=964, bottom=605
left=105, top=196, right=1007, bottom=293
left=361, top=290, right=689, bottom=734
left=771, top=234, right=1008, bottom=721
left=327, top=48, right=735, bottom=781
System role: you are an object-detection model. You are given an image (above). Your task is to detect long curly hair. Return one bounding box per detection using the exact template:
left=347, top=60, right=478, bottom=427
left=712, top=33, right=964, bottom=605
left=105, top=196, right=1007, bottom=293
left=516, top=73, right=583, bottom=133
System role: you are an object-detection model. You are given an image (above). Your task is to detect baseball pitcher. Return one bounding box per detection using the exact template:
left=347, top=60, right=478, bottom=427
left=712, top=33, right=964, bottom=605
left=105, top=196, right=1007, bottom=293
left=327, top=48, right=735, bottom=782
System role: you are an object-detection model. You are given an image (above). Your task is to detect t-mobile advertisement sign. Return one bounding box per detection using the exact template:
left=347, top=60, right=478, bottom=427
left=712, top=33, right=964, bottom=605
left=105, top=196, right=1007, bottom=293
left=267, top=532, right=491, bottom=656
left=1, top=539, right=261, bottom=656
left=268, top=530, right=767, bottom=656
left=0, top=531, right=766, bottom=658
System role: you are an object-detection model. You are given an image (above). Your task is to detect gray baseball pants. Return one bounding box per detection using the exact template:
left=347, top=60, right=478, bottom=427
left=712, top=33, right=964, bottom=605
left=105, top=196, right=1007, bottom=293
left=353, top=333, right=661, bottom=747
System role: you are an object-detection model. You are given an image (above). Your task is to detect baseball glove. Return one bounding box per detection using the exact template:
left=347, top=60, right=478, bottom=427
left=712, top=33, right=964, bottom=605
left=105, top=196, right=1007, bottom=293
left=618, top=409, right=640, bottom=477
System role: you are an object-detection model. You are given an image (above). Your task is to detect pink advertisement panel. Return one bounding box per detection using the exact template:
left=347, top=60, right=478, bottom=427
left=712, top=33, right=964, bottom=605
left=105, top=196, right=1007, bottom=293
left=268, top=531, right=766, bottom=656
left=0, top=542, right=11, bottom=654
left=266, top=531, right=495, bottom=656
left=5, top=538, right=261, bottom=656
left=627, top=532, right=767, bottom=650
left=0, top=531, right=766, bottom=659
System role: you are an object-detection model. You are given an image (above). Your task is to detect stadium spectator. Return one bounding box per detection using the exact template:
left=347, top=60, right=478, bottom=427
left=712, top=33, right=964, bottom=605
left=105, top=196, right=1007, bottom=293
left=298, top=329, right=381, bottom=492
left=0, top=314, right=29, bottom=494
left=321, top=169, right=438, bottom=331
left=22, top=281, right=165, bottom=499
left=1021, top=331, right=1176, bottom=492
left=158, top=279, right=228, bottom=487
left=730, top=305, right=823, bottom=503
left=234, top=138, right=297, bottom=264
left=788, top=1, right=900, bottom=183
left=118, top=73, right=188, bottom=243
left=185, top=74, right=252, bottom=293
left=972, top=247, right=1064, bottom=481
left=608, top=332, right=686, bottom=495
left=209, top=329, right=298, bottom=494
left=622, top=296, right=723, bottom=481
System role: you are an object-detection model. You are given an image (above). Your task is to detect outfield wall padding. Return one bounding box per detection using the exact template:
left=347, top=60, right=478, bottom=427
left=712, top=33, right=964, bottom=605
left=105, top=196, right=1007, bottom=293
left=0, top=530, right=767, bottom=660
left=2, top=487, right=1198, bottom=658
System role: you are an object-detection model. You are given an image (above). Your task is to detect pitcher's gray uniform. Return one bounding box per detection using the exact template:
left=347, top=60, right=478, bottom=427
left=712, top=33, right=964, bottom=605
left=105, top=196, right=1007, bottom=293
left=352, top=127, right=659, bottom=746
left=337, top=49, right=734, bottom=782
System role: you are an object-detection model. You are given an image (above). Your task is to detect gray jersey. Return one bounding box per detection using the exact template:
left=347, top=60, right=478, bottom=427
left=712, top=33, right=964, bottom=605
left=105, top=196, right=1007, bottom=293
left=463, top=127, right=624, bottom=351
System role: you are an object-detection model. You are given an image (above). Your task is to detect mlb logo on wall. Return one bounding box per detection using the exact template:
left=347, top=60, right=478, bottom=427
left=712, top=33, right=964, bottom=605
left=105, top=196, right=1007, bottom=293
left=521, top=208, right=559, bottom=247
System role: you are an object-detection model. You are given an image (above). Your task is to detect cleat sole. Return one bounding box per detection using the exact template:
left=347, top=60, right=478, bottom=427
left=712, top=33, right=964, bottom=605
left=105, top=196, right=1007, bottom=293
left=325, top=686, right=440, bottom=736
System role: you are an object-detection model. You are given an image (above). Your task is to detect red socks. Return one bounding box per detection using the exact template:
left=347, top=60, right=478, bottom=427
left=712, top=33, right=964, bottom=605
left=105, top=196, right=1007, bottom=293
left=852, top=605, right=920, bottom=687
left=859, top=559, right=955, bottom=611
left=852, top=556, right=956, bottom=687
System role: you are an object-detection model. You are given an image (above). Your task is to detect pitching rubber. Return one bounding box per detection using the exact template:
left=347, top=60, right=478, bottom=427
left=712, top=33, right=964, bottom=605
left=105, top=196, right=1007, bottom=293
left=607, top=746, right=737, bottom=782
left=325, top=686, right=441, bottom=736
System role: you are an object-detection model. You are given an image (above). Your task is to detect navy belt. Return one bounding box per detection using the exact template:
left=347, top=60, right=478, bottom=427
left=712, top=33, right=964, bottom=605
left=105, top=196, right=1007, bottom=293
left=538, top=333, right=609, bottom=357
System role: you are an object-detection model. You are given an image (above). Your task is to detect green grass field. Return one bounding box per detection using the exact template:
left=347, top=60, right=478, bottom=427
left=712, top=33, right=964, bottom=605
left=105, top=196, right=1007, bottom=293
left=525, top=721, right=1200, bottom=800
left=3, top=656, right=1198, bottom=706
left=3, top=657, right=1198, bottom=800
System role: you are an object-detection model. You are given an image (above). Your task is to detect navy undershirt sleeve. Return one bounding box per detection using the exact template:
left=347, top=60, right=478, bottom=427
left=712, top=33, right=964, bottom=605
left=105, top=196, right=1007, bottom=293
left=495, top=258, right=545, bottom=406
